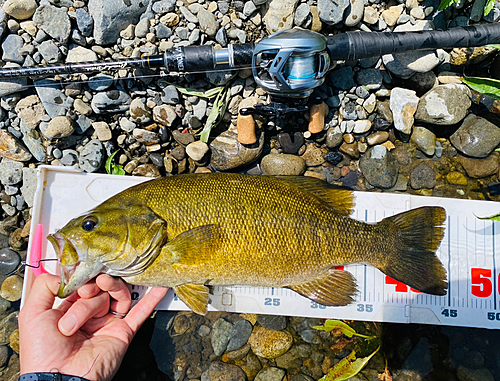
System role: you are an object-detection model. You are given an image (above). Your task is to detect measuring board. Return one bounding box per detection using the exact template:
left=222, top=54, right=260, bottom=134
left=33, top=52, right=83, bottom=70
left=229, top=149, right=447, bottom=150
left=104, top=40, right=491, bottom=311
left=21, top=166, right=500, bottom=329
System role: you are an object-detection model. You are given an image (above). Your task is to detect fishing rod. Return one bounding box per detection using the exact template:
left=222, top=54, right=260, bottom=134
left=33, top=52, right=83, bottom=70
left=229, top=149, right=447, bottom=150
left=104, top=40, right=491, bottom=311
left=2, top=24, right=500, bottom=143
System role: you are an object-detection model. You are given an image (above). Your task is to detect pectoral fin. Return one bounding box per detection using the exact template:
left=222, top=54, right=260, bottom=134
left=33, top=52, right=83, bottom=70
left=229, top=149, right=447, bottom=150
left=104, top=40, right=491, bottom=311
left=173, top=283, right=211, bottom=315
left=164, top=224, right=222, bottom=265
left=289, top=269, right=358, bottom=306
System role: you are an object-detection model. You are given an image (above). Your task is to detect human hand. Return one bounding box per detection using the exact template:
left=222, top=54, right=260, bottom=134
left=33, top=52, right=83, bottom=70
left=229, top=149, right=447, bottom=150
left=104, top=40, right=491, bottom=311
left=19, top=273, right=168, bottom=381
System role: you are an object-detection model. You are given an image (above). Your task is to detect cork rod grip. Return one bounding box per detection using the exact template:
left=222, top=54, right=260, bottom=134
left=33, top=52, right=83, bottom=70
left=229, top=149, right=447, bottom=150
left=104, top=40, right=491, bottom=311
left=308, top=102, right=325, bottom=134
left=237, top=114, right=257, bottom=144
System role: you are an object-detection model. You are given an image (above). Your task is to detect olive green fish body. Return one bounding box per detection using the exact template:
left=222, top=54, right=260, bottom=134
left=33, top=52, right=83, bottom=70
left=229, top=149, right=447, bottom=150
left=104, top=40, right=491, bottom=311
left=49, top=173, right=448, bottom=315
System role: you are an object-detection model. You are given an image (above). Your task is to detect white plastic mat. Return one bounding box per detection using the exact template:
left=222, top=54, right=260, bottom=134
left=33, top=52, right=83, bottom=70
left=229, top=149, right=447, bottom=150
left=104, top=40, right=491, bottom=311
left=22, top=166, right=500, bottom=329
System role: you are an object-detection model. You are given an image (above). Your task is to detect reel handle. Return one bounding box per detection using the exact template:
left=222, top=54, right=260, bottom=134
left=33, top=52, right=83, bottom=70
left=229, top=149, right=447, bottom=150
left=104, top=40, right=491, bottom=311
left=327, top=24, right=500, bottom=61
left=237, top=113, right=257, bottom=145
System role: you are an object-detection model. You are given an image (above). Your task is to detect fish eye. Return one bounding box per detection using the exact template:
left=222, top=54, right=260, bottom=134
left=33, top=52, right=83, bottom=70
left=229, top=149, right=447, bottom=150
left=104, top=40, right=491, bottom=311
left=81, top=217, right=98, bottom=232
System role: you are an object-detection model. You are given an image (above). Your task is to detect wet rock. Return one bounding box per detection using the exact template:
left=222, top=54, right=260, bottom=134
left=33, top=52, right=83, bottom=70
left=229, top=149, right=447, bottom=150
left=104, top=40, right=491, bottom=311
left=0, top=275, right=22, bottom=301
left=0, top=311, right=18, bottom=345
left=359, top=145, right=399, bottom=188
left=0, top=130, right=32, bottom=162
left=21, top=167, right=37, bottom=207
left=291, top=374, right=315, bottom=381
left=248, top=325, right=293, bottom=359
left=261, top=153, right=306, bottom=176
left=278, top=132, right=304, bottom=154
left=0, top=345, right=8, bottom=369
left=407, top=71, right=437, bottom=96
left=3, top=0, right=37, bottom=20
left=300, top=329, right=321, bottom=344
left=255, top=367, right=286, bottom=381
left=411, top=127, right=436, bottom=156
left=0, top=248, right=20, bottom=275
left=257, top=315, right=287, bottom=331
left=89, top=0, right=151, bottom=45
left=210, top=126, right=264, bottom=171
left=79, top=139, right=105, bottom=173
left=211, top=318, right=233, bottom=356
left=153, top=104, right=177, bottom=126
left=9, top=328, right=18, bottom=353
left=415, top=84, right=471, bottom=125
left=186, top=141, right=209, bottom=162
left=227, top=319, right=253, bottom=352
left=318, top=0, right=350, bottom=25
left=264, top=0, right=299, bottom=34
left=172, top=130, right=194, bottom=146
left=208, top=361, right=246, bottom=381
left=330, top=66, right=355, bottom=90
left=356, top=69, right=383, bottom=90
left=459, top=154, right=499, bottom=179
left=14, top=95, right=45, bottom=129
left=447, top=171, right=468, bottom=186
left=367, top=131, right=389, bottom=146
left=33, top=3, right=71, bottom=43
left=457, top=366, right=494, bottom=381
left=326, top=126, right=343, bottom=149
left=301, top=144, right=325, bottom=166
left=241, top=351, right=262, bottom=380
left=91, top=89, right=132, bottom=114
left=132, top=164, right=161, bottom=177
left=0, top=159, right=23, bottom=186
left=390, top=87, right=419, bottom=135
left=339, top=142, right=359, bottom=159
left=410, top=163, right=436, bottom=189
left=450, top=114, right=500, bottom=158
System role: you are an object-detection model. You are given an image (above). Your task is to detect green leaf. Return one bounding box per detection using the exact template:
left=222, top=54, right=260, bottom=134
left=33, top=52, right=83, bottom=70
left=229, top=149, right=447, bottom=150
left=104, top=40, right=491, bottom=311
left=476, top=212, right=500, bottom=221
left=488, top=44, right=500, bottom=50
left=484, top=0, right=496, bottom=16
left=105, top=150, right=125, bottom=176
left=312, top=320, right=374, bottom=339
left=105, top=150, right=119, bottom=174
left=462, top=76, right=500, bottom=101
left=438, top=0, right=458, bottom=11
left=175, top=85, right=223, bottom=99
left=199, top=86, right=229, bottom=143
left=318, top=347, right=380, bottom=381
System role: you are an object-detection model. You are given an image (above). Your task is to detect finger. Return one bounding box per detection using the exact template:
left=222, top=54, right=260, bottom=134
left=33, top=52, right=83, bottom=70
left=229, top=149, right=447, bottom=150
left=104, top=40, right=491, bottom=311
left=124, top=287, right=168, bottom=333
left=96, top=275, right=131, bottom=314
left=77, top=279, right=100, bottom=299
left=58, top=291, right=110, bottom=336
left=20, top=274, right=60, bottom=318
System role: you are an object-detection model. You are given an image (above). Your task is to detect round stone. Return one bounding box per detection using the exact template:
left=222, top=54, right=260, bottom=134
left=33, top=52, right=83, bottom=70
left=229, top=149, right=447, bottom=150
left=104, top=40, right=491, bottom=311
left=0, top=248, right=20, bottom=275
left=248, top=325, right=293, bottom=359
left=0, top=275, right=23, bottom=301
left=255, top=367, right=286, bottom=381
left=153, top=104, right=177, bottom=126
left=43, top=116, right=74, bottom=140
left=3, top=0, right=37, bottom=20
left=261, top=153, right=306, bottom=176
left=359, top=145, right=399, bottom=189
left=211, top=318, right=233, bottom=356
left=450, top=114, right=500, bottom=158
left=227, top=319, right=253, bottom=352
left=186, top=141, right=209, bottom=161
left=9, top=329, right=18, bottom=353
left=410, top=163, right=436, bottom=190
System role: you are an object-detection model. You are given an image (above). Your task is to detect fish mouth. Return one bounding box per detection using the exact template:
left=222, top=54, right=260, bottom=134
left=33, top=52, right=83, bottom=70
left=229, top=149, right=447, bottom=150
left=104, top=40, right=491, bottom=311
left=47, top=232, right=82, bottom=298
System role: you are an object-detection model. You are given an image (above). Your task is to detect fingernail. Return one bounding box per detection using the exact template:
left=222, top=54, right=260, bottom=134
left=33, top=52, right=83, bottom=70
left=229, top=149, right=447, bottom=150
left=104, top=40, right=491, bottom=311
left=59, top=315, right=77, bottom=334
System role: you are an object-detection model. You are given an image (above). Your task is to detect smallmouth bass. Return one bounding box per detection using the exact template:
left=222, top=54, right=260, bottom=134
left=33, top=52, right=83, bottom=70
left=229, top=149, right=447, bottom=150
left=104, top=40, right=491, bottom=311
left=48, top=174, right=447, bottom=315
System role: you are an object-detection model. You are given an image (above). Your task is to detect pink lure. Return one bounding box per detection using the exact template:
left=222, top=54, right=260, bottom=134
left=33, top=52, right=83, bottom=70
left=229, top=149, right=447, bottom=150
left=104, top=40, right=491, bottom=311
left=30, top=224, right=47, bottom=277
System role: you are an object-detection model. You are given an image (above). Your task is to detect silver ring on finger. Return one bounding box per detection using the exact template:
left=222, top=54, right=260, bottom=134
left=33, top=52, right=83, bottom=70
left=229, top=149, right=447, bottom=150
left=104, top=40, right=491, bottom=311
left=109, top=310, right=127, bottom=318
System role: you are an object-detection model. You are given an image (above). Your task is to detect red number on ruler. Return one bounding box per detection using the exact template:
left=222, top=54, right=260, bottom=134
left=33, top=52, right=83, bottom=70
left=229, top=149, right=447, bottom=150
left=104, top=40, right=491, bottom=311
left=471, top=268, right=492, bottom=298
left=385, top=277, right=421, bottom=293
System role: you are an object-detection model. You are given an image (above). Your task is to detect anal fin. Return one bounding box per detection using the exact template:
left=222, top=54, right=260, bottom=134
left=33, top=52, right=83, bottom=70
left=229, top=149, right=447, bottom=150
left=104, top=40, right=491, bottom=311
left=173, top=283, right=211, bottom=315
left=289, top=269, right=358, bottom=306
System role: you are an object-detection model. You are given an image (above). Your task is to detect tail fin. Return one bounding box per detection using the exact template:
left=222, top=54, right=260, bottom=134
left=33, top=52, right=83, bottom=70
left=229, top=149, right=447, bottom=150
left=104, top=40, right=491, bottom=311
left=377, top=206, right=447, bottom=295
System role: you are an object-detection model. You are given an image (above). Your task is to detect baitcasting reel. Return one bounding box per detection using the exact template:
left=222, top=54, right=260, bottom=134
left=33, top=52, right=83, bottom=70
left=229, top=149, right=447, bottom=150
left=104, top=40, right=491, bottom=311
left=237, top=28, right=332, bottom=144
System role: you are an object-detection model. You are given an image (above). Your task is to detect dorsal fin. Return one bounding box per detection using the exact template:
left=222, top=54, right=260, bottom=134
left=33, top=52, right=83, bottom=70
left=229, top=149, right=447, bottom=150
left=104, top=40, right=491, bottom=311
left=276, top=176, right=355, bottom=216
